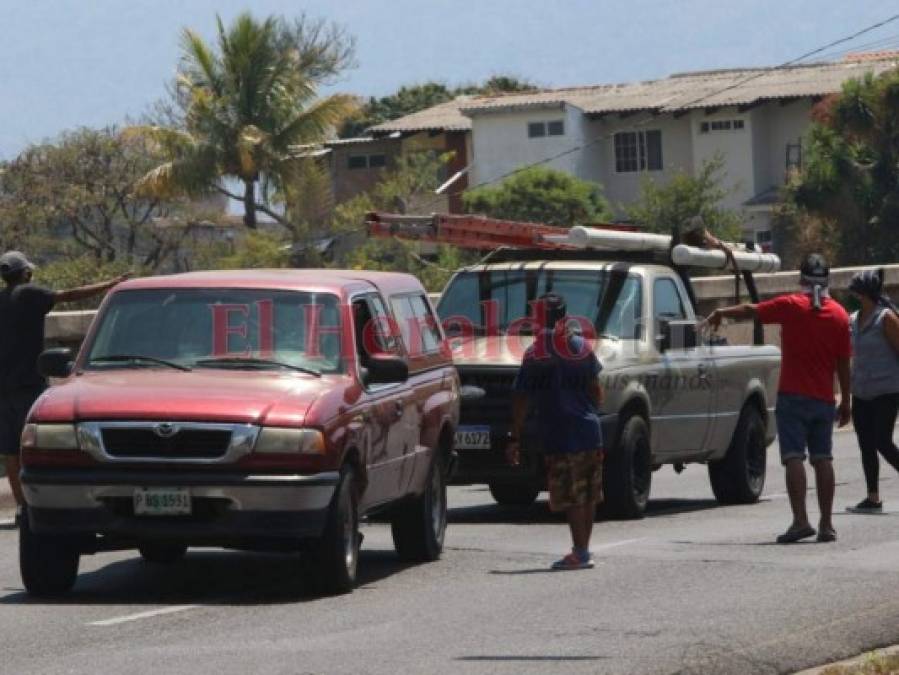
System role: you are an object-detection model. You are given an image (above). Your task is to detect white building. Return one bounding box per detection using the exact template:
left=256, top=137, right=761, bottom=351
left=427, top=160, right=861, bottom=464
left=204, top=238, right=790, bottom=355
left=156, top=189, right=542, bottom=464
left=379, top=54, right=899, bottom=250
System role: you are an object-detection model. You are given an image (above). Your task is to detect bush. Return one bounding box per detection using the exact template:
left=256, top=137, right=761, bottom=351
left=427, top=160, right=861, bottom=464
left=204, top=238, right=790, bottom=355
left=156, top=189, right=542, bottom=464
left=463, top=166, right=612, bottom=227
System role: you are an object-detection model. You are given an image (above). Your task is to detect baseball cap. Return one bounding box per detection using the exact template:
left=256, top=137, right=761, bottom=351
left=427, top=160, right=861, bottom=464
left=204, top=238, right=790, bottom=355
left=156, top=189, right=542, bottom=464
left=799, top=253, right=829, bottom=286
left=0, top=251, right=36, bottom=277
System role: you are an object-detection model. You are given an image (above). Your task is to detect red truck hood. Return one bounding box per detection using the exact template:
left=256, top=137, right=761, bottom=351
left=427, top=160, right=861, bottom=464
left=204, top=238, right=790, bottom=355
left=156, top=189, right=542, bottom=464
left=34, top=369, right=337, bottom=426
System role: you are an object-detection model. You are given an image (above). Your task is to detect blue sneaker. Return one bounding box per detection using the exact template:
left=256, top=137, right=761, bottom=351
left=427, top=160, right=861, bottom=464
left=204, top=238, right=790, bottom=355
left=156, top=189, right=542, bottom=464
left=551, top=549, right=595, bottom=570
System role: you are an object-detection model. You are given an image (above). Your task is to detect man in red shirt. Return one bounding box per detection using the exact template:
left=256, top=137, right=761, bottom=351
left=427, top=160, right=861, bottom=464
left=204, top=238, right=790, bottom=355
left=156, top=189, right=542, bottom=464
left=708, top=254, right=851, bottom=544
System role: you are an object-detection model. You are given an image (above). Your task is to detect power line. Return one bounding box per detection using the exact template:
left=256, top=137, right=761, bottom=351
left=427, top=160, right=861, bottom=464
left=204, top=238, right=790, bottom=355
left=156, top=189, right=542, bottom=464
left=415, top=11, right=899, bottom=212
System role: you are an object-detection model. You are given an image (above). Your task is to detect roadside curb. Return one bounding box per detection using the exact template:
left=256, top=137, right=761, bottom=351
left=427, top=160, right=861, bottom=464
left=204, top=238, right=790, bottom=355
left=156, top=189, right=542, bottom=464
left=795, top=645, right=899, bottom=674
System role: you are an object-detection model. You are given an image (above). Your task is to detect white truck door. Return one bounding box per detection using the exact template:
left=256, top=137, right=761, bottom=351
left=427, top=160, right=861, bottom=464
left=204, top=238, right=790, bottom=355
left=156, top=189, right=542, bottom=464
left=648, top=276, right=715, bottom=457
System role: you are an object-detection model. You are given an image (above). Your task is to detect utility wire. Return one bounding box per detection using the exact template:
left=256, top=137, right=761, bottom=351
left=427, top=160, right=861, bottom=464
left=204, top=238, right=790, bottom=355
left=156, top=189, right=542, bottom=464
left=412, top=11, right=899, bottom=213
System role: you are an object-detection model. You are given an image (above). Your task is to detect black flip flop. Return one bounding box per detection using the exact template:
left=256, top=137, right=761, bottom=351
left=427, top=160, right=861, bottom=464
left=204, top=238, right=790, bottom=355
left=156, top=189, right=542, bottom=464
left=776, top=525, right=816, bottom=544
left=817, top=527, right=837, bottom=543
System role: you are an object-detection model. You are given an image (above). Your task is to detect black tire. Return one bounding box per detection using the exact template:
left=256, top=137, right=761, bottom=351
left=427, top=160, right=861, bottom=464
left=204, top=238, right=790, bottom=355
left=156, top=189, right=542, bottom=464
left=313, top=466, right=359, bottom=595
left=138, top=542, right=188, bottom=564
left=19, top=512, right=79, bottom=597
left=391, top=458, right=447, bottom=562
left=488, top=483, right=540, bottom=507
left=604, top=415, right=652, bottom=519
left=709, top=405, right=767, bottom=504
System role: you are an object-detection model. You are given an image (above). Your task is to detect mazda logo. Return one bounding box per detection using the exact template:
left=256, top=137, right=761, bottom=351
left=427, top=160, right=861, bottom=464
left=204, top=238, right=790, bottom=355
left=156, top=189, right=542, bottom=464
left=153, top=423, right=179, bottom=438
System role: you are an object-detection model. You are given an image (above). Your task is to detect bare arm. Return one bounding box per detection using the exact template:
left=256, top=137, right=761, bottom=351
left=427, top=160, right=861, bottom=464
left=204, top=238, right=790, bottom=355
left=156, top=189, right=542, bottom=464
left=55, top=274, right=130, bottom=304
left=836, top=357, right=851, bottom=427
left=592, top=381, right=604, bottom=409
left=707, top=303, right=758, bottom=329
left=883, top=311, right=899, bottom=354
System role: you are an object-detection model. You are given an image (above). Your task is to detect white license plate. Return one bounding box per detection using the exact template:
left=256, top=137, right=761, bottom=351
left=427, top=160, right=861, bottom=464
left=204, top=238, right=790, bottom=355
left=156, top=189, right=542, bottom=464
left=133, top=488, right=192, bottom=516
left=455, top=426, right=492, bottom=450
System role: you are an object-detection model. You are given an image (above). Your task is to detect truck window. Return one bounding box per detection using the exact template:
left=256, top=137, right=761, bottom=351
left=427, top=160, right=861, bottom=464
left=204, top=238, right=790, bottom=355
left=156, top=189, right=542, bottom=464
left=653, top=278, right=686, bottom=321
left=390, top=294, right=443, bottom=356
left=353, top=295, right=397, bottom=367
left=437, top=269, right=642, bottom=339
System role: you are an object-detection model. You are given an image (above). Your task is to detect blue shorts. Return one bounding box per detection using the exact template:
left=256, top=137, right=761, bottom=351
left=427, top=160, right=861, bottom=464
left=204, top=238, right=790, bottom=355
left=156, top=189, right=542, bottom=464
left=775, top=393, right=836, bottom=465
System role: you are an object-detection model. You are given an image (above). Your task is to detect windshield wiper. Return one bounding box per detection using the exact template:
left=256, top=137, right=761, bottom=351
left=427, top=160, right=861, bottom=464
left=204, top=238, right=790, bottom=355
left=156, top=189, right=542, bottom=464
left=89, top=354, right=192, bottom=372
left=194, top=357, right=321, bottom=377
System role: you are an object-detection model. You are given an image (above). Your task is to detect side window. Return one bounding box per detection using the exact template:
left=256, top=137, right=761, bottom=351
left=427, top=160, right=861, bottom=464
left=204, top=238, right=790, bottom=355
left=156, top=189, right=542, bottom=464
left=653, top=278, right=686, bottom=321
left=409, top=294, right=443, bottom=353
left=352, top=295, right=397, bottom=368
left=390, top=296, right=419, bottom=356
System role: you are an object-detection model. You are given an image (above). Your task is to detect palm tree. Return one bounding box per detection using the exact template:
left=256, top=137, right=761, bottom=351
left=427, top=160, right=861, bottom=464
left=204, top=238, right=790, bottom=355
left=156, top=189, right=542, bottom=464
left=129, top=13, right=356, bottom=228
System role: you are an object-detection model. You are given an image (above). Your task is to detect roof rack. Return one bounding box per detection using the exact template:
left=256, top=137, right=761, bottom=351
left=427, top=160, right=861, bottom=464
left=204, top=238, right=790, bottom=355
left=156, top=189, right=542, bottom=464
left=365, top=211, right=777, bottom=346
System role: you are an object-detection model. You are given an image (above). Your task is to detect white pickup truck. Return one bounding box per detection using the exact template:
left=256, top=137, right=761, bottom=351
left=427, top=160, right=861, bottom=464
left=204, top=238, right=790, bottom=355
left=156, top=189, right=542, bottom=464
left=438, top=251, right=781, bottom=518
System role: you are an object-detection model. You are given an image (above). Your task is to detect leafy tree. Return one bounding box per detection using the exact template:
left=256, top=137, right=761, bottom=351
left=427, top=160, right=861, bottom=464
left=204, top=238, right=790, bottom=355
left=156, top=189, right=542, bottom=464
left=336, top=152, right=479, bottom=290
left=788, top=68, right=899, bottom=264
left=339, top=76, right=536, bottom=138
left=626, top=156, right=742, bottom=240
left=0, top=127, right=191, bottom=270
left=129, top=12, right=357, bottom=229
left=462, top=166, right=612, bottom=227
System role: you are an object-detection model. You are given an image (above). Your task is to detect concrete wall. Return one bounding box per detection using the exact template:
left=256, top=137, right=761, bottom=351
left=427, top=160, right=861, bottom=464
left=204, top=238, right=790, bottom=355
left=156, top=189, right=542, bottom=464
left=49, top=263, right=899, bottom=353
left=469, top=104, right=584, bottom=187
left=588, top=113, right=694, bottom=215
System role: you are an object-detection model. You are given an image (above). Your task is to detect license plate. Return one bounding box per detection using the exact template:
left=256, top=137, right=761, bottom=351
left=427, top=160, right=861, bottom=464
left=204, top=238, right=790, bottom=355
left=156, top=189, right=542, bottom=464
left=455, top=426, right=492, bottom=450
left=133, top=488, right=192, bottom=516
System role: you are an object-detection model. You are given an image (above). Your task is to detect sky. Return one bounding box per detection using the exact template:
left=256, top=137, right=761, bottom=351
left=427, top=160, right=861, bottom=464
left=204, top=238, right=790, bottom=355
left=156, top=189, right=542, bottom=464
left=1, top=0, right=898, bottom=159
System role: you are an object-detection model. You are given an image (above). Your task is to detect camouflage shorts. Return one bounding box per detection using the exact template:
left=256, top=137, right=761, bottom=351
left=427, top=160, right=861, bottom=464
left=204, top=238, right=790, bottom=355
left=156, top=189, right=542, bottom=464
left=545, top=450, right=604, bottom=512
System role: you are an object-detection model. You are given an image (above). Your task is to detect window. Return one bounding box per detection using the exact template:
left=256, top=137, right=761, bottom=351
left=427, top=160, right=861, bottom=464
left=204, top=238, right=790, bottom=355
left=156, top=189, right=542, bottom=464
left=390, top=294, right=442, bottom=357
left=547, top=120, right=565, bottom=136
left=528, top=122, right=546, bottom=138
left=347, top=154, right=387, bottom=170
left=653, top=278, right=686, bottom=321
left=348, top=155, right=367, bottom=170
left=699, top=119, right=744, bottom=134
left=527, top=120, right=565, bottom=138
left=437, top=269, right=643, bottom=340
left=614, top=130, right=662, bottom=172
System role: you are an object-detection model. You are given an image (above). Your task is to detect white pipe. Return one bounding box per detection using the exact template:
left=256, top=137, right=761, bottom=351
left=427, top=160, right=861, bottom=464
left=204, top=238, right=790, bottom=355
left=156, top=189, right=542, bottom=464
left=567, top=226, right=672, bottom=252
left=671, top=244, right=781, bottom=272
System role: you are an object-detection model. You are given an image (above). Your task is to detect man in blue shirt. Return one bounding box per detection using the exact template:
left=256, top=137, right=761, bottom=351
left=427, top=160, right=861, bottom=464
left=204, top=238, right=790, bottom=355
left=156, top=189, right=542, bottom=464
left=509, top=293, right=604, bottom=570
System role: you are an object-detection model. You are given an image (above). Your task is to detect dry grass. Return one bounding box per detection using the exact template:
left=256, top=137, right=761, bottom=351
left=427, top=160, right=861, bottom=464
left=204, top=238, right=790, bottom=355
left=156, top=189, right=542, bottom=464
left=820, top=652, right=899, bottom=674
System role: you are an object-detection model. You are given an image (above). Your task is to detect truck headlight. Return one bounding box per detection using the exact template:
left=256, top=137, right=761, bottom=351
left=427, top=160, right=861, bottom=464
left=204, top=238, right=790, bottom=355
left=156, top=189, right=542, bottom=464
left=21, top=423, right=79, bottom=451
left=254, top=428, right=325, bottom=455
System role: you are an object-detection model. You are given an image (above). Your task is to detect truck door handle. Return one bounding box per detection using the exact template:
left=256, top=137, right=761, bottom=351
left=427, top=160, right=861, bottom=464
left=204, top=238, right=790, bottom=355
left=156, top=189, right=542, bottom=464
left=394, top=400, right=404, bottom=418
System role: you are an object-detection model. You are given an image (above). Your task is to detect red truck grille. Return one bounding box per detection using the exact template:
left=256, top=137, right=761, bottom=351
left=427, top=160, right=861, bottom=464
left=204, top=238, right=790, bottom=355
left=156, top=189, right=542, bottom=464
left=101, top=428, right=232, bottom=459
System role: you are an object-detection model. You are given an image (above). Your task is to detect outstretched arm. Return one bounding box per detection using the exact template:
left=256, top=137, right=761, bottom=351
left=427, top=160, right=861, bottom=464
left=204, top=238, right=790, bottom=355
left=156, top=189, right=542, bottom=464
left=55, top=273, right=131, bottom=304
left=706, top=303, right=758, bottom=329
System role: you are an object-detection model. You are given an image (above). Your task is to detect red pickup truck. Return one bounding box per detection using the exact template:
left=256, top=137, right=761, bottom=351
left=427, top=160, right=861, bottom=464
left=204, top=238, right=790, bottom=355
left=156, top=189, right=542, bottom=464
left=18, top=270, right=459, bottom=595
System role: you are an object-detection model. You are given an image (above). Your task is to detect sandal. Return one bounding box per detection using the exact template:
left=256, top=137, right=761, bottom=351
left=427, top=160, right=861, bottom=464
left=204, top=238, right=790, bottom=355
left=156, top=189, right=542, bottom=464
left=817, top=527, right=837, bottom=543
left=776, top=525, right=816, bottom=544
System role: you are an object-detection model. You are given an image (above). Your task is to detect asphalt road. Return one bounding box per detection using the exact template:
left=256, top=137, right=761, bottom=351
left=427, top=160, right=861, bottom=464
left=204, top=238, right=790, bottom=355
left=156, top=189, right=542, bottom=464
left=2, top=430, right=899, bottom=675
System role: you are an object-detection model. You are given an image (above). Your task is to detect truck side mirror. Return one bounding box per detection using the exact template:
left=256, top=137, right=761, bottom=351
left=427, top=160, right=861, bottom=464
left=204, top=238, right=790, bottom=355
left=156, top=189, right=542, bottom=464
left=364, top=353, right=409, bottom=385
left=38, top=348, right=74, bottom=379
left=657, top=320, right=698, bottom=353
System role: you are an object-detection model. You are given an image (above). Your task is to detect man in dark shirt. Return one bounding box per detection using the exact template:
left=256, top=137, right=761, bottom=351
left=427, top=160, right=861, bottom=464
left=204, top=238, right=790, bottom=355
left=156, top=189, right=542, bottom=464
left=509, top=294, right=604, bottom=570
left=0, top=251, right=128, bottom=507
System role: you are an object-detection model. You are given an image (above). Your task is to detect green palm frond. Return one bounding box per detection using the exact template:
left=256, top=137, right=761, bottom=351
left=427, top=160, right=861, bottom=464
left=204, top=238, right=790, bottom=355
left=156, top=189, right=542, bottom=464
left=271, top=94, right=357, bottom=148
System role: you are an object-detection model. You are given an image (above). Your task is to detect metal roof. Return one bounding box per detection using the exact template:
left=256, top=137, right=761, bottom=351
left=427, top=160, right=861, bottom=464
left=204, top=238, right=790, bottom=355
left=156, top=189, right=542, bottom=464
left=375, top=56, right=899, bottom=131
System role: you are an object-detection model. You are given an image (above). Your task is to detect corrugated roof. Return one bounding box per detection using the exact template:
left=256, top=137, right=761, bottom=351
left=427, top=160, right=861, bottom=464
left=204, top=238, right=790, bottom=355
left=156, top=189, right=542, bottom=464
left=372, top=57, right=898, bottom=131
left=369, top=97, right=474, bottom=134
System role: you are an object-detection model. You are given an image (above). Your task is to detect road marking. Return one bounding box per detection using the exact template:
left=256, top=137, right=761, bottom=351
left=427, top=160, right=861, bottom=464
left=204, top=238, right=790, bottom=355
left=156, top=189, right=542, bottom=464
left=88, top=604, right=199, bottom=627
left=593, top=538, right=644, bottom=551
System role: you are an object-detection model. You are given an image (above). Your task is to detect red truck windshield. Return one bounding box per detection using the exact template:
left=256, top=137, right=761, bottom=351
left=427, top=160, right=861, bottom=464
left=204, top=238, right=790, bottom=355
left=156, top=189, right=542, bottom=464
left=85, top=288, right=344, bottom=374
